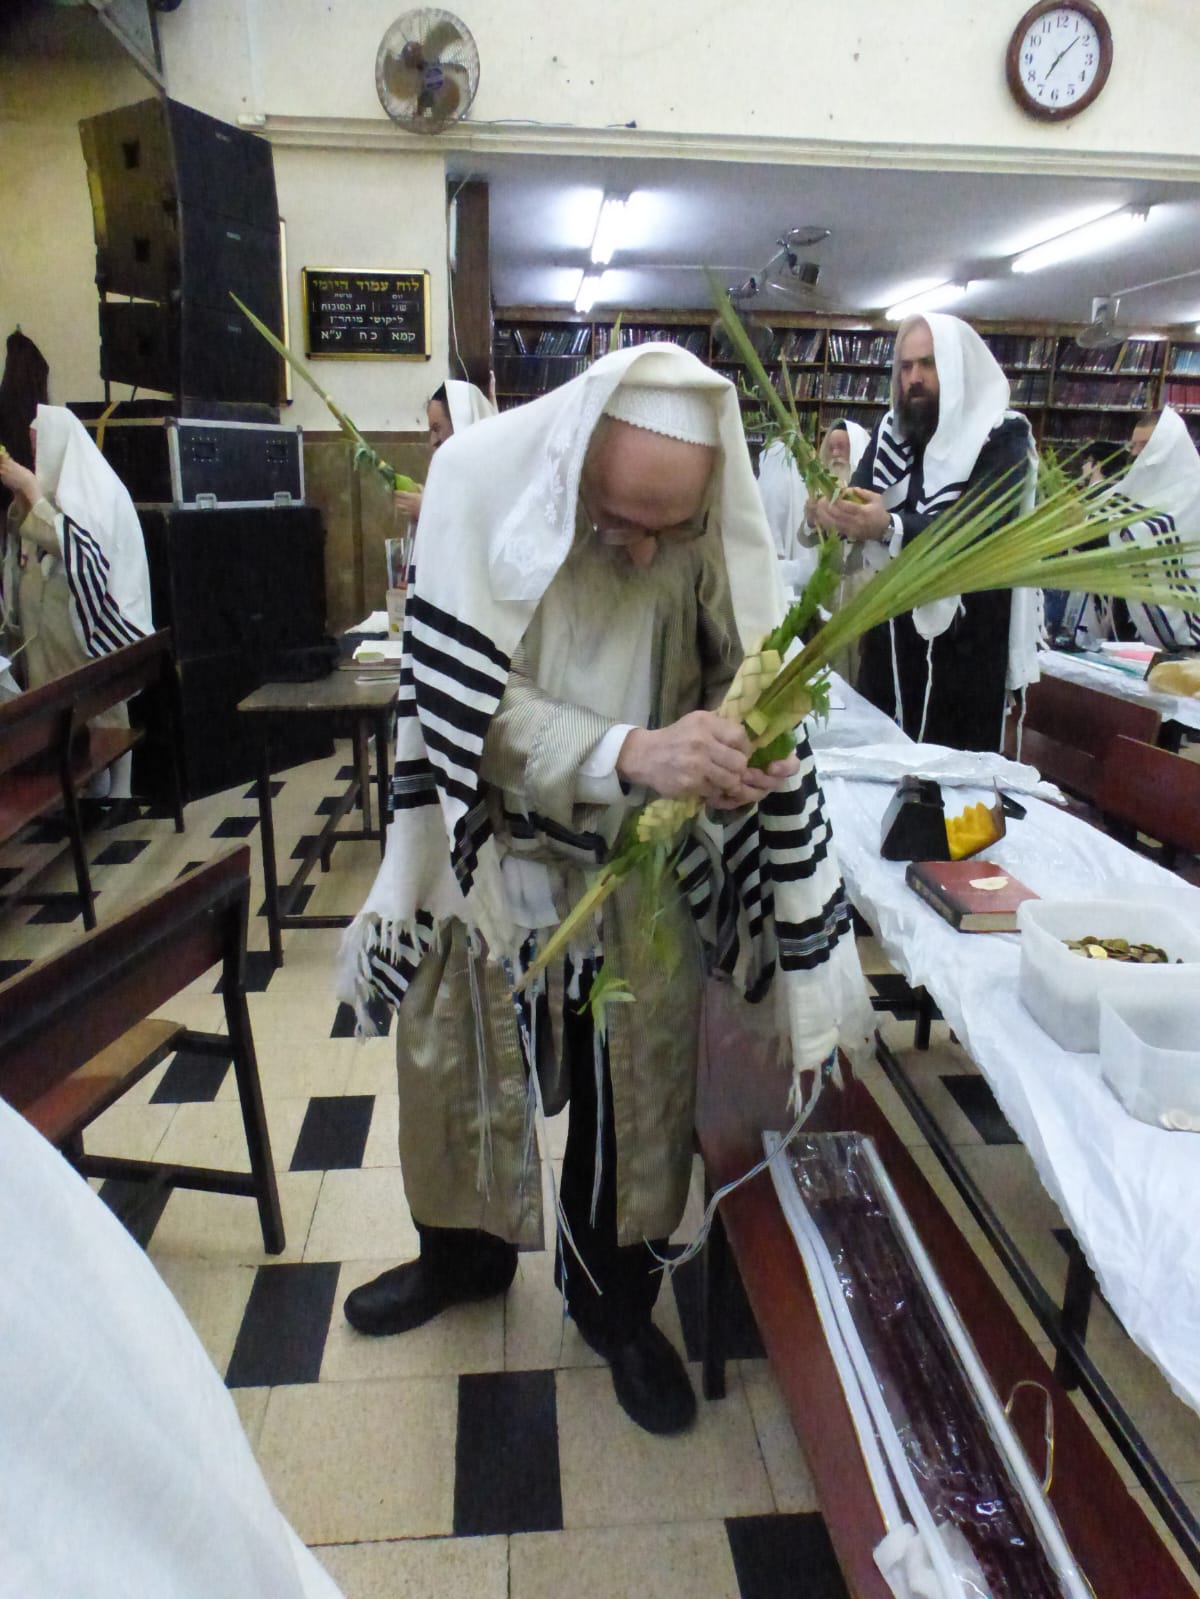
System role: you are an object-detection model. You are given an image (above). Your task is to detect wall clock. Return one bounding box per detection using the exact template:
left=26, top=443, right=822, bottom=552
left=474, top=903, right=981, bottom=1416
left=1006, top=1, right=1113, bottom=121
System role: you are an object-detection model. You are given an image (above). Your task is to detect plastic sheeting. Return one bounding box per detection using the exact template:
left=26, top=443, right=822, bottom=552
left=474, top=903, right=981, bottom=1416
left=815, top=696, right=1200, bottom=1417
left=1039, top=649, right=1200, bottom=734
left=0, top=1096, right=343, bottom=1599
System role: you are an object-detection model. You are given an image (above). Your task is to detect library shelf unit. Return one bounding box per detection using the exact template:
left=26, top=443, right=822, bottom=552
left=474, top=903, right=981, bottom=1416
left=493, top=310, right=1200, bottom=452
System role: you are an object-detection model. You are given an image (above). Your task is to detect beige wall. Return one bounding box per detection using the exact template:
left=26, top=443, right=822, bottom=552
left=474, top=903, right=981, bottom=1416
left=0, top=50, right=148, bottom=405
left=159, top=0, right=1200, bottom=167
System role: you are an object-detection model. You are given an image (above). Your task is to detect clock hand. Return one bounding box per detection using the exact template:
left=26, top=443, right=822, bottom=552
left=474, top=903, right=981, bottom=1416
left=1044, top=34, right=1081, bottom=80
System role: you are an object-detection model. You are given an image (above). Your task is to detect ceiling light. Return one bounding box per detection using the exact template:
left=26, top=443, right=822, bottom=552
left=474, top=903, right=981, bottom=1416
left=590, top=195, right=630, bottom=266
left=574, top=271, right=604, bottom=315
left=885, top=282, right=972, bottom=321
left=1126, top=332, right=1166, bottom=341
left=1011, top=207, right=1150, bottom=274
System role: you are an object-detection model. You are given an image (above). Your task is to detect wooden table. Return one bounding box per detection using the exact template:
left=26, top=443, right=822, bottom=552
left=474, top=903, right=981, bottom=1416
left=237, top=674, right=397, bottom=965
left=695, top=980, right=1194, bottom=1599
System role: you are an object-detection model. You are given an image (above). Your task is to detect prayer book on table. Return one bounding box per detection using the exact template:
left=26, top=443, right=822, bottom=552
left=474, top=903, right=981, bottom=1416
left=904, top=859, right=1038, bottom=933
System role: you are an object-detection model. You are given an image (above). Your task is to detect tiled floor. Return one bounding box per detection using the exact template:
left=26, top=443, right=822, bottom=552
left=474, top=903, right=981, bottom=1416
left=3, top=745, right=1199, bottom=1596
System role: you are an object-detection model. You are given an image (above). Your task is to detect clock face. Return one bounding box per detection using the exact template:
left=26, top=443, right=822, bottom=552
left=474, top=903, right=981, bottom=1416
left=1008, top=3, right=1112, bottom=120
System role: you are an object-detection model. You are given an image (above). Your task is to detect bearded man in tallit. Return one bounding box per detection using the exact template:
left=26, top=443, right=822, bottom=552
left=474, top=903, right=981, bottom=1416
left=810, top=315, right=1038, bottom=750
left=338, top=344, right=871, bottom=1436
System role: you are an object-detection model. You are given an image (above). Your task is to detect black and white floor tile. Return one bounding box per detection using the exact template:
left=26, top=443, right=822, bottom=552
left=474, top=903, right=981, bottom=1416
left=3, top=745, right=1200, bottom=1596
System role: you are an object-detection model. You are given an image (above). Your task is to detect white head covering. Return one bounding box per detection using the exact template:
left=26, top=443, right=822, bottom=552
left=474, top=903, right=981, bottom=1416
left=0, top=1093, right=341, bottom=1599
left=1109, top=406, right=1200, bottom=534
left=30, top=405, right=152, bottom=644
left=602, top=382, right=720, bottom=446
left=443, top=379, right=496, bottom=435
left=434, top=342, right=782, bottom=645
left=1099, top=407, right=1200, bottom=647
left=883, top=314, right=1013, bottom=507
left=825, top=416, right=871, bottom=473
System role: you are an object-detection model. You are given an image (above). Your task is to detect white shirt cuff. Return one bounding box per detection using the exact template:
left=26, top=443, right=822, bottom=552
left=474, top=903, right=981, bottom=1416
left=577, top=723, right=636, bottom=804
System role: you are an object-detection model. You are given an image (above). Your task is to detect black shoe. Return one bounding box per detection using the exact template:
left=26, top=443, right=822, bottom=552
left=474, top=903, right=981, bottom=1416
left=588, top=1323, right=697, bottom=1435
left=344, top=1248, right=516, bottom=1337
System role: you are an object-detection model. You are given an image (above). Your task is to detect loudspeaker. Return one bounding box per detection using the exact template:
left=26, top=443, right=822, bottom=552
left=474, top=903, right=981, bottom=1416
left=98, top=300, right=279, bottom=404
left=79, top=96, right=282, bottom=403
left=137, top=505, right=329, bottom=798
left=139, top=505, right=325, bottom=663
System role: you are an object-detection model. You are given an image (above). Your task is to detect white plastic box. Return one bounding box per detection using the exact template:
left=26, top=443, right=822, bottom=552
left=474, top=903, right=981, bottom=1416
left=1016, top=898, right=1200, bottom=1054
left=1100, top=995, right=1200, bottom=1130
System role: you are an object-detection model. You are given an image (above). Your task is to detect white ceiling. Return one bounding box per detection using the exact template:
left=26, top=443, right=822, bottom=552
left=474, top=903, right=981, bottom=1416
left=455, top=152, right=1200, bottom=331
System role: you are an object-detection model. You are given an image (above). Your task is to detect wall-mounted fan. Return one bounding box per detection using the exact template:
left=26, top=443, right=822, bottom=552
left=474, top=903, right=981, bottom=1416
left=376, top=9, right=480, bottom=133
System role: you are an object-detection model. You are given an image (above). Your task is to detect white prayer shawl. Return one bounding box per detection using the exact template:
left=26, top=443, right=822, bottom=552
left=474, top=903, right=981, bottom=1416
left=444, top=378, right=496, bottom=434
left=1100, top=407, right=1200, bottom=649
left=867, top=315, right=1041, bottom=707
left=0, top=1095, right=342, bottom=1599
left=24, top=405, right=152, bottom=657
left=339, top=343, right=873, bottom=1072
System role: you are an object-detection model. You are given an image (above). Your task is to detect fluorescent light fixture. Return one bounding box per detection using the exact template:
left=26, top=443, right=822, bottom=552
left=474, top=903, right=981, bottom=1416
left=1011, top=207, right=1149, bottom=275
left=590, top=195, right=629, bottom=266
left=1195, top=323, right=1200, bottom=336
left=1127, top=332, right=1166, bottom=341
left=885, top=281, right=972, bottom=321
left=574, top=271, right=604, bottom=315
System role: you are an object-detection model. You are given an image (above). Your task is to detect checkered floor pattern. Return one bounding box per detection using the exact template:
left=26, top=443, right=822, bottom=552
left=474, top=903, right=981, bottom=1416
left=3, top=741, right=1199, bottom=1597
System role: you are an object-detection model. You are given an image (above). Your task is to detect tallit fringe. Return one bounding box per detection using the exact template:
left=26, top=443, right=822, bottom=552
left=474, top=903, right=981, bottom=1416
left=649, top=1050, right=841, bottom=1277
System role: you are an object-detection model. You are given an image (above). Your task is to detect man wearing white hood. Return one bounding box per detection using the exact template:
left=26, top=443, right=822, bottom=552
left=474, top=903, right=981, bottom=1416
left=810, top=316, right=1037, bottom=750
left=0, top=404, right=153, bottom=795
left=1095, top=407, right=1200, bottom=650
left=338, top=344, right=871, bottom=1436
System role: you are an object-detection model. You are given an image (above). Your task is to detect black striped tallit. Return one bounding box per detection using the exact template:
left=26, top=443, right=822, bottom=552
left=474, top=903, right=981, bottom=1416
left=60, top=516, right=146, bottom=657
left=362, top=595, right=852, bottom=1019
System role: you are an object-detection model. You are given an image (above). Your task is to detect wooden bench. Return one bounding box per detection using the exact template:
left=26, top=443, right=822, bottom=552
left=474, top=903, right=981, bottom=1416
left=1007, top=673, right=1161, bottom=805
left=1097, top=733, right=1200, bottom=882
left=0, top=844, right=284, bottom=1254
left=0, top=629, right=184, bottom=929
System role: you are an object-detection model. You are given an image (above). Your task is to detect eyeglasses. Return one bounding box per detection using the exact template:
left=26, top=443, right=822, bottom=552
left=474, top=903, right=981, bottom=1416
left=582, top=501, right=708, bottom=548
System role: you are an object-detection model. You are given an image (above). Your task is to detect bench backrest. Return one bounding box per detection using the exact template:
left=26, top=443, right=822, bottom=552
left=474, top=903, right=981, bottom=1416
left=0, top=629, right=174, bottom=779
left=1008, top=674, right=1162, bottom=800
left=0, top=845, right=250, bottom=1116
left=1097, top=734, right=1200, bottom=857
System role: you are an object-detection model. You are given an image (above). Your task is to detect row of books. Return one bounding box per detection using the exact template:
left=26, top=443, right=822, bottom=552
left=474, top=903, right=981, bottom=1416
left=824, top=371, right=891, bottom=401
left=1009, top=373, right=1051, bottom=404
left=1051, top=378, right=1153, bottom=408
left=494, top=356, right=590, bottom=393
left=1170, top=348, right=1200, bottom=376
left=1163, top=379, right=1200, bottom=409
left=1045, top=414, right=1134, bottom=443
left=495, top=325, right=591, bottom=358
left=826, top=332, right=894, bottom=364
left=981, top=334, right=1057, bottom=369
left=1056, top=340, right=1160, bottom=374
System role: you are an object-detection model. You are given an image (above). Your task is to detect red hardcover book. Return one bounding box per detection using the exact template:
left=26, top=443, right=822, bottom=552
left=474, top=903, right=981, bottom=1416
left=904, top=859, right=1038, bottom=933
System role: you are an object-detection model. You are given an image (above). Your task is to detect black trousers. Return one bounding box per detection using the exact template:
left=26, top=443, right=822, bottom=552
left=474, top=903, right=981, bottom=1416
left=422, top=994, right=667, bottom=1350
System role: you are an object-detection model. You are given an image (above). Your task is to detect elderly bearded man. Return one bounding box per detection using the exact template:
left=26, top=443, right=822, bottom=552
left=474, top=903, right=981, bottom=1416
left=337, top=345, right=870, bottom=1435
left=810, top=315, right=1037, bottom=751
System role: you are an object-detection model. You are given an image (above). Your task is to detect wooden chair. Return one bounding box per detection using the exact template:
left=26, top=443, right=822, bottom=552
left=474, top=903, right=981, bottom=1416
left=0, top=629, right=185, bottom=929
left=0, top=844, right=284, bottom=1254
left=1006, top=674, right=1162, bottom=805
left=1096, top=734, right=1200, bottom=882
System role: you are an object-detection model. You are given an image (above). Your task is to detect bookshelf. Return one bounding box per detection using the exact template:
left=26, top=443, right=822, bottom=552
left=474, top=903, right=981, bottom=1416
left=493, top=313, right=1200, bottom=447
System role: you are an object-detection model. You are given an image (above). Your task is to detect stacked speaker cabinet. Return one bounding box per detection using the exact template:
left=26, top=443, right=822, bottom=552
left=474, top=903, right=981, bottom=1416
left=137, top=506, right=328, bottom=799
left=79, top=97, right=283, bottom=405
